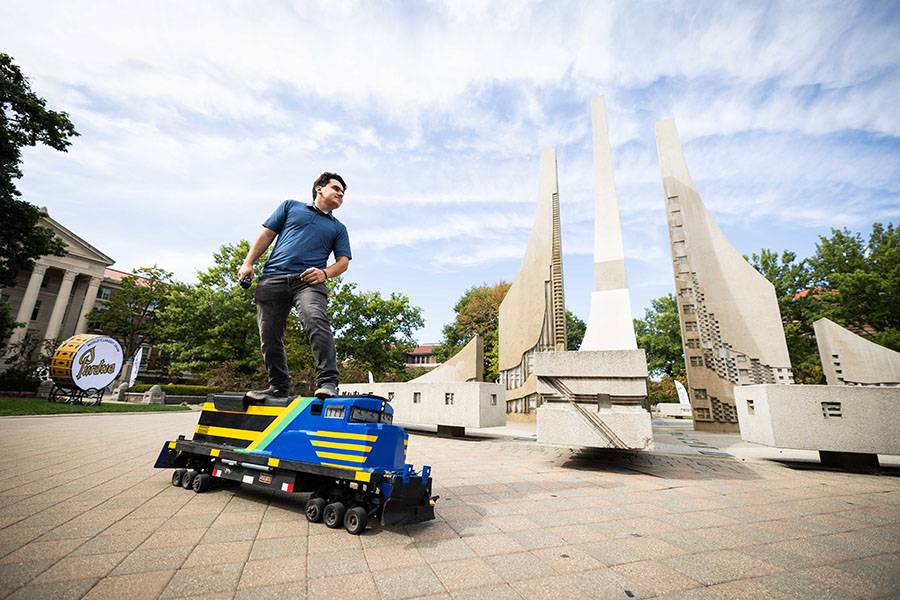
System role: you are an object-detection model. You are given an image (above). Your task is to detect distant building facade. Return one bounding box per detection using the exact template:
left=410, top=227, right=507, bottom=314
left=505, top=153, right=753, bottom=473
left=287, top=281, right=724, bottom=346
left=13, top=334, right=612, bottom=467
left=405, top=344, right=440, bottom=370
left=1, top=211, right=159, bottom=383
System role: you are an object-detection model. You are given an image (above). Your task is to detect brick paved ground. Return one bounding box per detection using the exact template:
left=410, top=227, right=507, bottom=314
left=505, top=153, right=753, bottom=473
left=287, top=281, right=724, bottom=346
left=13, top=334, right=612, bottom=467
left=0, top=411, right=898, bottom=599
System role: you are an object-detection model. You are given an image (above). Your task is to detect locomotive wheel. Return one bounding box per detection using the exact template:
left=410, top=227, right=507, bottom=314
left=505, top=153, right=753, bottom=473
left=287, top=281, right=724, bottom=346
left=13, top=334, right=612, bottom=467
left=192, top=473, right=211, bottom=493
left=172, top=469, right=186, bottom=486
left=181, top=470, right=196, bottom=489
left=323, top=502, right=346, bottom=529
left=306, top=498, right=327, bottom=523
left=344, top=506, right=368, bottom=535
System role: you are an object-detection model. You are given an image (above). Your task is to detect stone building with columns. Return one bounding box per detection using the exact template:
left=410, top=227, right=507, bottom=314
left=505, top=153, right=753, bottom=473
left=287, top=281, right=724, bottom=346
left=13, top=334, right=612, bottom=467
left=2, top=211, right=116, bottom=353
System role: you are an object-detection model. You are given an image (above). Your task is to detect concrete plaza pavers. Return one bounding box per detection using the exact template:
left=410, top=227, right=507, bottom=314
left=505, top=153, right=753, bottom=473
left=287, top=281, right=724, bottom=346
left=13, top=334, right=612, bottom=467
left=0, top=411, right=898, bottom=599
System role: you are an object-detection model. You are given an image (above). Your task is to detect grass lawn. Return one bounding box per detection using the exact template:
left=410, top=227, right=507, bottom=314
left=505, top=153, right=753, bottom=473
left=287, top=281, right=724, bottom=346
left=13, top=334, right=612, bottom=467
left=0, top=396, right=193, bottom=416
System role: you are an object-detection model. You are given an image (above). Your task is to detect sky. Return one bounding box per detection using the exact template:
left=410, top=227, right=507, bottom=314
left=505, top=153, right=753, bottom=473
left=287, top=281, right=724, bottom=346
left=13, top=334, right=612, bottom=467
left=3, top=0, right=899, bottom=343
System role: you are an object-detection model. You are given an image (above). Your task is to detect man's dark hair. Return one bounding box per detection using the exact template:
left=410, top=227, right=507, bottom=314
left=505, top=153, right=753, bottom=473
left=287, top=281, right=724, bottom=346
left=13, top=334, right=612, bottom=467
left=312, top=172, right=346, bottom=200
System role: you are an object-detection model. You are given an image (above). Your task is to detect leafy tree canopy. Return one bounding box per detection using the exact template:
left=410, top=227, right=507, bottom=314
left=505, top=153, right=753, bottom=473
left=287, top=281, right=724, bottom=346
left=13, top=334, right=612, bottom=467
left=566, top=310, right=586, bottom=351
left=748, top=221, right=899, bottom=383
left=157, top=241, right=265, bottom=379
left=0, top=53, right=76, bottom=346
left=329, top=279, right=425, bottom=380
left=155, top=240, right=424, bottom=391
left=744, top=249, right=810, bottom=298
left=633, top=293, right=684, bottom=378
left=1, top=53, right=79, bottom=197
left=89, top=265, right=173, bottom=359
left=433, top=281, right=510, bottom=382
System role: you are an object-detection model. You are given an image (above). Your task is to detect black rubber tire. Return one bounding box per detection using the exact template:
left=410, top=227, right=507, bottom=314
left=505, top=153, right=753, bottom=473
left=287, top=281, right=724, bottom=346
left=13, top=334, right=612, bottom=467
left=181, top=470, right=196, bottom=489
left=344, top=506, right=368, bottom=535
left=192, top=473, right=211, bottom=493
left=306, top=498, right=327, bottom=523
left=323, top=502, right=346, bottom=529
left=172, top=469, right=186, bottom=486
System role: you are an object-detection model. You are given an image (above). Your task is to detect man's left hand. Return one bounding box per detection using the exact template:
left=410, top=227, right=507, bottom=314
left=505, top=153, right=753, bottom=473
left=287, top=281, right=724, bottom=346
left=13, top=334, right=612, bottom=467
left=300, top=267, right=327, bottom=285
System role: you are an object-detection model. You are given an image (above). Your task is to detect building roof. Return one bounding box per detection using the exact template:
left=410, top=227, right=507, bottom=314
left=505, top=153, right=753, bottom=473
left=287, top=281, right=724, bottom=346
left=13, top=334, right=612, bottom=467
left=407, top=344, right=438, bottom=354
left=103, top=268, right=134, bottom=282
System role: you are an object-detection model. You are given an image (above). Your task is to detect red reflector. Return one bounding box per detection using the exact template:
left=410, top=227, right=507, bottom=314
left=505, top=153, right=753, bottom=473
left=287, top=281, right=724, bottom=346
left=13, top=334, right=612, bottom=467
left=212, top=469, right=220, bottom=477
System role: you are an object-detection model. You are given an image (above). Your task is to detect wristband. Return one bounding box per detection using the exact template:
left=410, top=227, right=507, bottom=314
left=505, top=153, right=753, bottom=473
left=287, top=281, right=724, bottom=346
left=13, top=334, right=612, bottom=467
left=322, top=269, right=328, bottom=280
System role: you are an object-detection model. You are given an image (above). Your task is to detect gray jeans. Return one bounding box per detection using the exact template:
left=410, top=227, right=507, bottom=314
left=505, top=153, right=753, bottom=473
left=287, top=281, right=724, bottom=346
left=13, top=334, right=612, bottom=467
left=255, top=274, right=338, bottom=391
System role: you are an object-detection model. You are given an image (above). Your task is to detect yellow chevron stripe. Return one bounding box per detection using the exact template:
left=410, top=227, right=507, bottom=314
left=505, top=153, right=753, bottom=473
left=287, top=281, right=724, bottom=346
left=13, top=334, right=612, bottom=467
left=320, top=462, right=362, bottom=471
left=315, top=451, right=367, bottom=463
left=313, top=430, right=378, bottom=442
left=201, top=402, right=285, bottom=416
left=311, top=440, right=372, bottom=452
left=195, top=425, right=260, bottom=442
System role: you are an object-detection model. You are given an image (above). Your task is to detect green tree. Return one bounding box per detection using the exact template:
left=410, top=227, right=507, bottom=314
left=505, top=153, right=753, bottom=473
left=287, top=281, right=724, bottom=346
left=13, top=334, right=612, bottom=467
left=157, top=242, right=265, bottom=380
left=819, top=223, right=900, bottom=344
left=648, top=374, right=687, bottom=404
left=1, top=53, right=77, bottom=346
left=744, top=249, right=810, bottom=297
left=433, top=281, right=510, bottom=382
left=157, top=240, right=425, bottom=391
left=566, top=310, right=586, bottom=351
left=807, top=227, right=868, bottom=287
left=748, top=222, right=899, bottom=384
left=89, top=265, right=173, bottom=360
left=329, top=279, right=425, bottom=381
left=633, top=294, right=684, bottom=378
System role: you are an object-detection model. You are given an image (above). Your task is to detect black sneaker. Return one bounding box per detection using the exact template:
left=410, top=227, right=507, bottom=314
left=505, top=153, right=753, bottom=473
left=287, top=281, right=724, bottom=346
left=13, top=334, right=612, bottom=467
left=246, top=386, right=289, bottom=401
left=314, top=384, right=338, bottom=399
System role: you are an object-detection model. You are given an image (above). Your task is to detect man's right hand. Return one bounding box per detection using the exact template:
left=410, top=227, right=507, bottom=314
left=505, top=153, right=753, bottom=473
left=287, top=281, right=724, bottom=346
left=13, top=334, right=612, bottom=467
left=237, top=264, right=254, bottom=283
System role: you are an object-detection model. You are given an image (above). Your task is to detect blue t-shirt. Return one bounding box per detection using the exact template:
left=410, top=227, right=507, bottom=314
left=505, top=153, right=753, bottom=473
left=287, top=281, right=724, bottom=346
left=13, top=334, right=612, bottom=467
left=261, top=200, right=352, bottom=276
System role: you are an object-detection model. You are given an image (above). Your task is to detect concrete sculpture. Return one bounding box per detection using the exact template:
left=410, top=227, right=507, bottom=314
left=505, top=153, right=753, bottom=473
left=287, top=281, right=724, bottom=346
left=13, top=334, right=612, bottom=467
left=735, top=384, right=899, bottom=470
left=341, top=335, right=504, bottom=435
left=814, top=318, right=900, bottom=386
left=498, top=149, right=567, bottom=413
left=581, top=97, right=638, bottom=351
left=410, top=335, right=483, bottom=383
left=656, top=119, right=793, bottom=433
left=535, top=98, right=652, bottom=450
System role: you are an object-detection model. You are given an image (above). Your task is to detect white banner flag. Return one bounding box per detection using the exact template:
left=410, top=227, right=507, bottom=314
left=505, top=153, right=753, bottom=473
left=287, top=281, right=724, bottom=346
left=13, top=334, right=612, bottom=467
left=129, top=347, right=144, bottom=388
left=674, top=380, right=690, bottom=405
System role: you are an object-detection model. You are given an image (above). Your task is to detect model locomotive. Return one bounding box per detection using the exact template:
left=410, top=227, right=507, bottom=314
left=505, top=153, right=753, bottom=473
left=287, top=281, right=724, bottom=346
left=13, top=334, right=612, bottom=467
left=154, top=392, right=435, bottom=534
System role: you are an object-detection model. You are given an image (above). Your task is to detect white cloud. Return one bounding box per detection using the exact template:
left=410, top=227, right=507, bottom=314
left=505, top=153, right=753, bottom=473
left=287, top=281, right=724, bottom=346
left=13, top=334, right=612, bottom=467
left=2, top=0, right=898, bottom=342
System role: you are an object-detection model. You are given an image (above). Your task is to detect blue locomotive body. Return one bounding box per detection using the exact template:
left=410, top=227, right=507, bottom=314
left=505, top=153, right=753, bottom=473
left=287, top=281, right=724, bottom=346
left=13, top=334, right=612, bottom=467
left=155, top=393, right=435, bottom=534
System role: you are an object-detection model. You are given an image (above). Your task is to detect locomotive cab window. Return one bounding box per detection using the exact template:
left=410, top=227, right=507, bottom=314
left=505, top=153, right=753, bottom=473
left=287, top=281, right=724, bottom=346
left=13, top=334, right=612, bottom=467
left=310, top=403, right=323, bottom=416
left=350, top=407, right=380, bottom=423
left=324, top=405, right=345, bottom=419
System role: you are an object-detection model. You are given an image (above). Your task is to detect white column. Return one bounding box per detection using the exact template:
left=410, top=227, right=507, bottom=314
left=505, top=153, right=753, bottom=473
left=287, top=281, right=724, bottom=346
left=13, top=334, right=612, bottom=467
left=45, top=271, right=77, bottom=342
left=8, top=264, right=48, bottom=347
left=75, top=276, right=103, bottom=334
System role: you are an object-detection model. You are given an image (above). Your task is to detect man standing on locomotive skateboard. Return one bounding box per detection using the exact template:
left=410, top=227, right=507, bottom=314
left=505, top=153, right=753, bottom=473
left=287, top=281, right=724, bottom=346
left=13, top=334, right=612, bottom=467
left=237, top=172, right=351, bottom=400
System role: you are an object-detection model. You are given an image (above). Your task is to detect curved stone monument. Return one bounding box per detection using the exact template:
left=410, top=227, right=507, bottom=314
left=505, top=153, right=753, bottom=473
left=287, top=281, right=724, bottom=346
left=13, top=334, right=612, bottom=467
left=814, top=317, right=900, bottom=386
left=655, top=119, right=793, bottom=432
left=498, top=149, right=567, bottom=413
left=341, top=335, right=504, bottom=435
left=411, top=335, right=483, bottom=383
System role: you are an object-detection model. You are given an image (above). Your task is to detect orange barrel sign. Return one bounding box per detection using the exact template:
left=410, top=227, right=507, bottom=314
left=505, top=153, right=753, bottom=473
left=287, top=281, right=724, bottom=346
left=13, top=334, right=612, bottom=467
left=50, top=334, right=123, bottom=391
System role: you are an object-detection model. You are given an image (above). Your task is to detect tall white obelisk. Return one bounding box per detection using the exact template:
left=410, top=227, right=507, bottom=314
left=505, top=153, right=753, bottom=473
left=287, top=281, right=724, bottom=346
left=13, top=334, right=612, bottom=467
left=580, top=96, right=637, bottom=351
